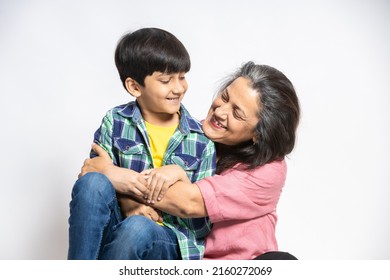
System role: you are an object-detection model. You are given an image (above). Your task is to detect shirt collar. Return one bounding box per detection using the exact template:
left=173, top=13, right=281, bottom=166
left=117, top=101, right=142, bottom=123
left=178, top=104, right=204, bottom=135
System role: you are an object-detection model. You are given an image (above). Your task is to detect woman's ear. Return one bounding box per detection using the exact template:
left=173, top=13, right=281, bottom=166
left=125, top=77, right=142, bottom=98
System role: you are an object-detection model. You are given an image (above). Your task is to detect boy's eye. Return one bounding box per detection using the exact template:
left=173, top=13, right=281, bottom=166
left=160, top=78, right=171, bottom=84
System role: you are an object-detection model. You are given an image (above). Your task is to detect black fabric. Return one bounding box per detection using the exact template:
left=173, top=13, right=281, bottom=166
left=253, top=251, right=298, bottom=260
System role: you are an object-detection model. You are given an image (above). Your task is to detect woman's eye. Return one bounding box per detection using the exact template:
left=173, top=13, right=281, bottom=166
left=233, top=110, right=244, bottom=120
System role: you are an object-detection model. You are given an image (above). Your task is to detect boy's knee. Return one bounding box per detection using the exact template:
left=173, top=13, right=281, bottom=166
left=108, top=216, right=179, bottom=259
left=72, top=172, right=115, bottom=201
left=119, top=216, right=158, bottom=242
left=122, top=216, right=156, bottom=233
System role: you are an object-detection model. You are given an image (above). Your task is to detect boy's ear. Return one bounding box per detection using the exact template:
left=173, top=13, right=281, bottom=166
left=125, top=77, right=142, bottom=98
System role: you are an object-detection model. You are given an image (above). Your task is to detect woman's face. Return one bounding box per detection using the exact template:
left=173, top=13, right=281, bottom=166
left=203, top=77, right=260, bottom=146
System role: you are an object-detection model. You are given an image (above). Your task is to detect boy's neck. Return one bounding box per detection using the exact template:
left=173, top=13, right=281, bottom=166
left=142, top=111, right=180, bottom=127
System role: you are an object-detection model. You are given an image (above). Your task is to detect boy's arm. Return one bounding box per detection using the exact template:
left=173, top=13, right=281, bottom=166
left=89, top=112, right=153, bottom=218
left=91, top=111, right=115, bottom=160
left=81, top=152, right=148, bottom=196
left=81, top=143, right=162, bottom=221
left=90, top=111, right=149, bottom=196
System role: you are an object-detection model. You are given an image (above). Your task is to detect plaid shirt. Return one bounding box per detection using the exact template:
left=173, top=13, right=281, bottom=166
left=93, top=101, right=216, bottom=260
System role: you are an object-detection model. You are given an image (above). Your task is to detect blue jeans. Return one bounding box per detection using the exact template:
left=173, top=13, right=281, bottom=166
left=67, top=172, right=181, bottom=260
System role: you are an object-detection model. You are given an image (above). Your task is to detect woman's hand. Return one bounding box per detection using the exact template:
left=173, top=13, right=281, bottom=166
left=141, top=165, right=190, bottom=204
left=118, top=194, right=163, bottom=223
left=80, top=144, right=149, bottom=197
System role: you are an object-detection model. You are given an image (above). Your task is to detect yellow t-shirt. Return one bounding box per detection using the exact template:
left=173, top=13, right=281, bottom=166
left=144, top=121, right=178, bottom=168
left=144, top=121, right=178, bottom=226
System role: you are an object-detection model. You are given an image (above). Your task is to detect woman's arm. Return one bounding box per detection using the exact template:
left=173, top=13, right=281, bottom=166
left=145, top=181, right=208, bottom=218
left=82, top=144, right=208, bottom=218
left=141, top=165, right=191, bottom=203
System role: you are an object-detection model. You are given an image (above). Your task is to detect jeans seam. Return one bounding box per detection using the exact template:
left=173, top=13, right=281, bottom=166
left=96, top=194, right=120, bottom=259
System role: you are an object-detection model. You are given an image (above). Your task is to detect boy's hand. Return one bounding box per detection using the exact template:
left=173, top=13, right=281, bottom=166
left=141, top=165, right=189, bottom=204
left=81, top=143, right=149, bottom=197
left=119, top=169, right=149, bottom=197
left=79, top=144, right=113, bottom=178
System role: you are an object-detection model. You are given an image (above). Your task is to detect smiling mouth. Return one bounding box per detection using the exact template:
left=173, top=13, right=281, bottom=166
left=210, top=116, right=227, bottom=129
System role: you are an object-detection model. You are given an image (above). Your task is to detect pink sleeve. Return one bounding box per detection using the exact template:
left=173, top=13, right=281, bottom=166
left=196, top=160, right=287, bottom=223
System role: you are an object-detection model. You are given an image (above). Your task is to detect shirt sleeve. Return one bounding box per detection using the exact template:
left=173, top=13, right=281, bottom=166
left=196, top=160, right=287, bottom=223
left=180, top=139, right=216, bottom=238
left=192, top=140, right=216, bottom=181
left=92, top=110, right=116, bottom=163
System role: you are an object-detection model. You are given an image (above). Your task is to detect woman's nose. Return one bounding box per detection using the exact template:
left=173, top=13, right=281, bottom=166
left=214, top=105, right=228, bottom=118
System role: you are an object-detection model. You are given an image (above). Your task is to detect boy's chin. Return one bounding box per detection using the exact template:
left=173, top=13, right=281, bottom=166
left=160, top=108, right=180, bottom=117
left=167, top=105, right=181, bottom=114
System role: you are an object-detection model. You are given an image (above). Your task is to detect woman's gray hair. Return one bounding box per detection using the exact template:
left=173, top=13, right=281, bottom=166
left=216, top=61, right=300, bottom=173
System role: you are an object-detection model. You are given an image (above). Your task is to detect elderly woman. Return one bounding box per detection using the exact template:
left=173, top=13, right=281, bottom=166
left=77, top=61, right=300, bottom=259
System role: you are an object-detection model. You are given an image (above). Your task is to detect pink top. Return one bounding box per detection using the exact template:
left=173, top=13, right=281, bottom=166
left=196, top=160, right=287, bottom=260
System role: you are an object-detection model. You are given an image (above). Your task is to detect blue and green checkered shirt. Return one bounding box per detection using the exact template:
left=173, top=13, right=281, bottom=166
left=93, top=101, right=216, bottom=260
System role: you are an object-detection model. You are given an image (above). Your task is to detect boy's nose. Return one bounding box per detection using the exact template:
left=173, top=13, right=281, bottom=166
left=172, top=80, right=186, bottom=94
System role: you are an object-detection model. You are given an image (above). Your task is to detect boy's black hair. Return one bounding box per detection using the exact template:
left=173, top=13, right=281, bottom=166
left=115, top=28, right=191, bottom=88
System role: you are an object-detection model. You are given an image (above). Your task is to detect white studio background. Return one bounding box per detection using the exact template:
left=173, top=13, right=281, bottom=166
left=0, top=0, right=389, bottom=260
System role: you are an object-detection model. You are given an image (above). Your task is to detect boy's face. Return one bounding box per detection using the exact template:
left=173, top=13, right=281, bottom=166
left=136, top=71, right=188, bottom=124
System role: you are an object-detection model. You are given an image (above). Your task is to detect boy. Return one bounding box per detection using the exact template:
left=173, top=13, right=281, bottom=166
left=68, top=28, right=216, bottom=260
